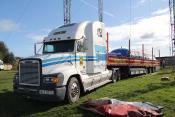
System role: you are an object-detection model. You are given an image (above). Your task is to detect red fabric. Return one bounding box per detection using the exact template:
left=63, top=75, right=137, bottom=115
left=96, top=104, right=143, bottom=117
left=95, top=104, right=162, bottom=117
left=81, top=101, right=163, bottom=117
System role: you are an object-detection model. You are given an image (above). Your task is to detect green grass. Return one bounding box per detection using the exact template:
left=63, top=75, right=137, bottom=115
left=0, top=68, right=175, bottom=117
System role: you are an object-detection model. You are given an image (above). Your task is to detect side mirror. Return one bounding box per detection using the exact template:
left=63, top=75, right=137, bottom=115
left=34, top=42, right=43, bottom=55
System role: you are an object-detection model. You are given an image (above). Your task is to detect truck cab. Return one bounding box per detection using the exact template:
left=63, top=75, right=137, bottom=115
left=13, top=21, right=113, bottom=103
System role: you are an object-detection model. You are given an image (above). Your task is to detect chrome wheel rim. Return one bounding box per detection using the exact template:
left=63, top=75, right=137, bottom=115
left=71, top=82, right=79, bottom=98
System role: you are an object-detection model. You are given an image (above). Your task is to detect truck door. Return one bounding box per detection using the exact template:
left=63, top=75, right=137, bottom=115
left=76, top=40, right=86, bottom=74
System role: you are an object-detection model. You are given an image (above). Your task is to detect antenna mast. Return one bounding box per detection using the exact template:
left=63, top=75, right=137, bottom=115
left=169, top=0, right=175, bottom=55
left=64, top=0, right=71, bottom=25
left=98, top=0, right=103, bottom=22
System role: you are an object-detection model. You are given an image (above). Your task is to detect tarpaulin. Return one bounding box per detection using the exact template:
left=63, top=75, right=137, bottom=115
left=80, top=98, right=163, bottom=117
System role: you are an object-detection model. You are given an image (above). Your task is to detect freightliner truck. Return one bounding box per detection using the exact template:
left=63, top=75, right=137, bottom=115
left=13, top=21, right=160, bottom=103
left=14, top=21, right=116, bottom=103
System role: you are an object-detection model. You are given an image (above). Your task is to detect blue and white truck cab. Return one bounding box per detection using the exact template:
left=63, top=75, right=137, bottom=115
left=13, top=21, right=114, bottom=103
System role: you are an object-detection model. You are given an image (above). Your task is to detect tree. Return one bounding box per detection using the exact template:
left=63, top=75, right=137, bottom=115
left=3, top=52, right=15, bottom=64
left=0, top=41, right=16, bottom=65
left=0, top=41, right=8, bottom=59
left=0, top=51, right=3, bottom=60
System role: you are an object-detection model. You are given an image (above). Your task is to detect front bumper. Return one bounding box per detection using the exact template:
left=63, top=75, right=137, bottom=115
left=14, top=86, right=66, bottom=102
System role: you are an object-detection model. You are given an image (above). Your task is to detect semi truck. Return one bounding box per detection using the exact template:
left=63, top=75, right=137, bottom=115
left=13, top=21, right=160, bottom=103
left=14, top=21, right=115, bottom=103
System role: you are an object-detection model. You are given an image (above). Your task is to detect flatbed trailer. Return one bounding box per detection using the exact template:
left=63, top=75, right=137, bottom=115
left=106, top=36, right=160, bottom=79
left=107, top=56, right=160, bottom=78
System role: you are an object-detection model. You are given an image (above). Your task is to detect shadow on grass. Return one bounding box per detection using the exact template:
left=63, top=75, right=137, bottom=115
left=0, top=91, right=65, bottom=117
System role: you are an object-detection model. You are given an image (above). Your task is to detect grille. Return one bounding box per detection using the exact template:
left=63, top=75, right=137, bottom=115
left=19, top=60, right=40, bottom=86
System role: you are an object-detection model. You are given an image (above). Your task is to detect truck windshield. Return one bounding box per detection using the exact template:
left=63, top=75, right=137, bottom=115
left=43, top=40, right=75, bottom=53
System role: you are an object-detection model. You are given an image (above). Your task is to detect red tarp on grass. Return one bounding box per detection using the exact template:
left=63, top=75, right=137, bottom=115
left=80, top=98, right=163, bottom=117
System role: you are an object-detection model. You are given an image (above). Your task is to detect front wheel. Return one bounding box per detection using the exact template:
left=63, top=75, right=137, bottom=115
left=66, top=77, right=80, bottom=103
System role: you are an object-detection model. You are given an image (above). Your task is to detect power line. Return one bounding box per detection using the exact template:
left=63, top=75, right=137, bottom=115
left=7, top=0, right=32, bottom=41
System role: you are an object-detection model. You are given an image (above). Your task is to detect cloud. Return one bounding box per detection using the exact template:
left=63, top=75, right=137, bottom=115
left=136, top=0, right=148, bottom=6
left=0, top=19, right=19, bottom=32
left=79, top=0, right=115, bottom=17
left=27, top=28, right=51, bottom=42
left=27, top=34, right=46, bottom=42
left=106, top=13, right=170, bottom=56
left=139, top=0, right=147, bottom=4
left=140, top=32, right=154, bottom=39
left=152, top=8, right=169, bottom=15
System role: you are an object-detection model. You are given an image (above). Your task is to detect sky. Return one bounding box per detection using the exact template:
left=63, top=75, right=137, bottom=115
left=0, top=0, right=170, bottom=57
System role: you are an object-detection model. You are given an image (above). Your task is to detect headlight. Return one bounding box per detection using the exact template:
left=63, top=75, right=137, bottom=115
left=43, top=73, right=64, bottom=85
left=51, top=77, right=60, bottom=84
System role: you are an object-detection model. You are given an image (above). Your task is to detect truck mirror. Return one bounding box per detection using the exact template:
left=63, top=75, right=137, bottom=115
left=34, top=42, right=43, bottom=55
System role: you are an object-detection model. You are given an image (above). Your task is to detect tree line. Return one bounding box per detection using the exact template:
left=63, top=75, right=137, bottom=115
left=0, top=41, right=15, bottom=65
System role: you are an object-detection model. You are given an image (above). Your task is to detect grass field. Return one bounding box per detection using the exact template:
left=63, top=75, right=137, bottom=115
left=0, top=68, right=175, bottom=117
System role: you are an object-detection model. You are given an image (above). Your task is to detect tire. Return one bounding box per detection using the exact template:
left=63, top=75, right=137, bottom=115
left=145, top=68, right=148, bottom=74
left=111, top=69, right=117, bottom=83
left=66, top=77, right=80, bottom=103
left=116, top=70, right=121, bottom=81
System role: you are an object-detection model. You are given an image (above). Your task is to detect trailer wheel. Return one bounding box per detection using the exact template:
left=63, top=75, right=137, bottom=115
left=66, top=77, right=80, bottom=103
left=116, top=70, right=121, bottom=81
left=111, top=69, right=120, bottom=83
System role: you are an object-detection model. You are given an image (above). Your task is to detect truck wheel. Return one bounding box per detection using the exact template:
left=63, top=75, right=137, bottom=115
left=111, top=70, right=117, bottom=83
left=116, top=70, right=121, bottom=81
left=66, top=77, right=80, bottom=103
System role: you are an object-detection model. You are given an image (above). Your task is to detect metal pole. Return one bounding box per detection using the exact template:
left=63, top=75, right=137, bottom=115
left=142, top=44, right=144, bottom=59
left=142, top=44, right=144, bottom=65
left=64, top=0, right=71, bottom=25
left=129, top=39, right=131, bottom=66
left=34, top=43, right=36, bottom=55
left=129, top=39, right=131, bottom=58
left=106, top=32, right=109, bottom=54
left=106, top=32, right=109, bottom=62
left=98, top=0, right=103, bottom=22
left=152, top=47, right=154, bottom=67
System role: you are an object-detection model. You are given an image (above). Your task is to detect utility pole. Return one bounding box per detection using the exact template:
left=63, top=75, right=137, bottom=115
left=98, top=0, right=103, bottom=22
left=64, top=0, right=71, bottom=25
left=158, top=50, right=160, bottom=57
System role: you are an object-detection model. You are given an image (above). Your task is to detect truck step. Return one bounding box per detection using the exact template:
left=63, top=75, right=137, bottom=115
left=85, top=80, right=112, bottom=91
